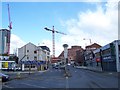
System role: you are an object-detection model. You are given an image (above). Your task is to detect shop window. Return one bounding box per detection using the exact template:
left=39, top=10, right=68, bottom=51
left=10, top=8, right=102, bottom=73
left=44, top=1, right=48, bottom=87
left=25, top=65, right=29, bottom=68
left=31, top=65, right=35, bottom=68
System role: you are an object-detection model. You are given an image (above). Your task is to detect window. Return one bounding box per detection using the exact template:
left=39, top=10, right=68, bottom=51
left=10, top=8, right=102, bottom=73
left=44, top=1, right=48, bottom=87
left=95, top=52, right=100, bottom=57
left=25, top=65, right=29, bottom=68
left=102, top=49, right=111, bottom=56
left=27, top=57, right=29, bottom=59
left=27, top=50, right=29, bottom=52
left=34, top=56, right=37, bottom=60
left=34, top=51, right=37, bottom=54
left=31, top=65, right=35, bottom=68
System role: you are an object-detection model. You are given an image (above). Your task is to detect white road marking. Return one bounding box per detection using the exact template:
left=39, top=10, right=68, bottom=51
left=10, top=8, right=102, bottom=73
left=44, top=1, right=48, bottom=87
left=109, top=72, right=112, bottom=74
left=21, top=83, right=46, bottom=88
left=66, top=77, right=69, bottom=88
left=2, top=84, right=14, bottom=88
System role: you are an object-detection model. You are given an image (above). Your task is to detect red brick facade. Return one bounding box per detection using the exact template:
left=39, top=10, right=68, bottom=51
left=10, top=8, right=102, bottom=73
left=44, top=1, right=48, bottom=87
left=51, top=57, right=61, bottom=63
left=58, top=46, right=84, bottom=62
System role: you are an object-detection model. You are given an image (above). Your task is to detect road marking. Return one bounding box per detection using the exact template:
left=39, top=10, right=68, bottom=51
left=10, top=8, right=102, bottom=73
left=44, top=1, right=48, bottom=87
left=109, top=72, right=112, bottom=74
left=2, top=84, right=14, bottom=88
left=21, top=83, right=46, bottom=88
left=90, top=81, right=102, bottom=88
left=66, top=77, right=68, bottom=79
left=65, top=77, right=69, bottom=88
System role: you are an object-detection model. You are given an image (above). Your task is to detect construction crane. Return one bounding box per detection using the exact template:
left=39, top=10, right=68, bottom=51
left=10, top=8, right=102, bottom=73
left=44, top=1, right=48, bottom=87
left=7, top=4, right=12, bottom=55
left=8, top=4, right=12, bottom=30
left=44, top=26, right=66, bottom=57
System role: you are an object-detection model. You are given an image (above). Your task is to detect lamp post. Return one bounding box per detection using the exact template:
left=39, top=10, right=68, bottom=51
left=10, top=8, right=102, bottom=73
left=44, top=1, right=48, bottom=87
left=63, top=44, right=70, bottom=77
left=83, top=38, right=92, bottom=67
left=63, top=44, right=68, bottom=65
left=83, top=38, right=92, bottom=45
left=100, top=49, right=103, bottom=71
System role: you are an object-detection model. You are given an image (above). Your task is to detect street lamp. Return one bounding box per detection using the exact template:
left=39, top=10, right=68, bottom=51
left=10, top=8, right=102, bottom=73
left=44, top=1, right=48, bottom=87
left=63, top=44, right=69, bottom=77
left=83, top=38, right=92, bottom=45
left=63, top=44, right=68, bottom=64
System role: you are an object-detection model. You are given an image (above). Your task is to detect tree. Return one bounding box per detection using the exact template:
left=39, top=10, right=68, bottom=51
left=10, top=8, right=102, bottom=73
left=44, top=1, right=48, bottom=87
left=9, top=55, right=19, bottom=64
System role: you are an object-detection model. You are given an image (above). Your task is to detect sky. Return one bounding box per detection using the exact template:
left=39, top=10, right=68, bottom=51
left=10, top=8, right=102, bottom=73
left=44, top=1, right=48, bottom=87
left=1, top=0, right=119, bottom=57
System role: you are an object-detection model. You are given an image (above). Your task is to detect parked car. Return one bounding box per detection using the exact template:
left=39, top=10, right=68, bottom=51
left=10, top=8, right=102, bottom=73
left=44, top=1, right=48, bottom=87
left=14, top=66, right=21, bottom=71
left=54, top=65, right=59, bottom=69
left=0, top=73, right=9, bottom=82
left=59, top=65, right=65, bottom=70
left=52, top=63, right=58, bottom=68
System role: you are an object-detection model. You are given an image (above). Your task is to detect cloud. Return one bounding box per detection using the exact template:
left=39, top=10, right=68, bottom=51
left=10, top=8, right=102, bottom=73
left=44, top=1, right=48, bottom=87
left=41, top=1, right=119, bottom=57
left=10, top=34, right=26, bottom=54
left=40, top=39, right=63, bottom=57
left=9, top=1, right=118, bottom=57
left=59, top=1, right=118, bottom=51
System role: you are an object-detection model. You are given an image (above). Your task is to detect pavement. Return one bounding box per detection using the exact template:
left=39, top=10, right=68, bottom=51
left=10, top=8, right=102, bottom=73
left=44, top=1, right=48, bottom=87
left=74, top=66, right=118, bottom=78
left=1, top=70, right=49, bottom=80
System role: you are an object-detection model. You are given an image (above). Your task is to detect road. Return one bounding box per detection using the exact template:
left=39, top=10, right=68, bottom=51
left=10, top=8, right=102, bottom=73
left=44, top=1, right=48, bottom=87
left=2, top=65, right=118, bottom=89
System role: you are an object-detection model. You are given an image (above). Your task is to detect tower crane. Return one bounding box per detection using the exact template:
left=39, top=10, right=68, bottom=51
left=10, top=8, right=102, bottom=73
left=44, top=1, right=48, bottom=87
left=44, top=26, right=66, bottom=57
left=8, top=4, right=12, bottom=30
left=7, top=4, right=12, bottom=55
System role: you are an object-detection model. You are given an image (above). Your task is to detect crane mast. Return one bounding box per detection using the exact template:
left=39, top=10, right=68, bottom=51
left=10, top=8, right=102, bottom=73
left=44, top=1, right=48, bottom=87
left=8, top=4, right=12, bottom=30
left=7, top=4, right=12, bottom=55
left=52, top=26, right=55, bottom=57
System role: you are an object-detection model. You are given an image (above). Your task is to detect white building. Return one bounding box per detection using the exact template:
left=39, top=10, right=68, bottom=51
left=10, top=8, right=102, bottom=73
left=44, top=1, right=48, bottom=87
left=18, top=42, right=50, bottom=71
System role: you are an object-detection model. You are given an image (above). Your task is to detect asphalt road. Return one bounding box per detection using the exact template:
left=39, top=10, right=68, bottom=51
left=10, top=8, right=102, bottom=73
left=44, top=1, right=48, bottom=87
left=2, top=65, right=118, bottom=89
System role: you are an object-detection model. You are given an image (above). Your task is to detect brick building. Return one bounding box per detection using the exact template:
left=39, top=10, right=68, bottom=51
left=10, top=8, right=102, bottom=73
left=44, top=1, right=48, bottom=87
left=75, top=50, right=85, bottom=65
left=85, top=43, right=101, bottom=50
left=84, top=43, right=102, bottom=66
left=58, top=46, right=84, bottom=63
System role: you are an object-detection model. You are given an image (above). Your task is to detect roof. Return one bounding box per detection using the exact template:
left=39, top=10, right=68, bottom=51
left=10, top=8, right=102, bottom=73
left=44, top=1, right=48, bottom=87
left=0, top=29, right=10, bottom=31
left=18, top=42, right=37, bottom=49
left=39, top=46, right=50, bottom=52
left=85, top=43, right=101, bottom=49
